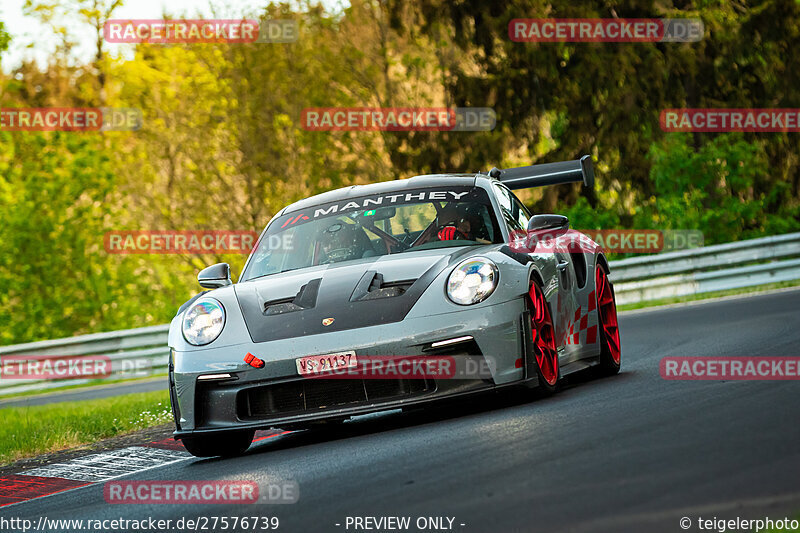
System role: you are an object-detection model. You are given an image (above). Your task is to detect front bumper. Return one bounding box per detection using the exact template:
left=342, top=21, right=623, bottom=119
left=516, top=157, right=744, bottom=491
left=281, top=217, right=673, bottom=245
left=171, top=298, right=527, bottom=437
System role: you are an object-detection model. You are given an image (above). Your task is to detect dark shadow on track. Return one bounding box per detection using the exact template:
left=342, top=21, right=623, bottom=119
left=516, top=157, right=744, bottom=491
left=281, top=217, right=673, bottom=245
left=189, top=367, right=629, bottom=465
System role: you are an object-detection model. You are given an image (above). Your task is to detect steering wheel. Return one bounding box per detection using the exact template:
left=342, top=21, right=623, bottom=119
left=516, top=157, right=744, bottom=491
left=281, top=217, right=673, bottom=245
left=437, top=223, right=468, bottom=241
left=321, top=247, right=353, bottom=263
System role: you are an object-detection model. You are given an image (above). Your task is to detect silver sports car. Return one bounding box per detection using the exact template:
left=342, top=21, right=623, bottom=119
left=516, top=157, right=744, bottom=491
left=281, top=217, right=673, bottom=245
left=168, top=156, right=621, bottom=457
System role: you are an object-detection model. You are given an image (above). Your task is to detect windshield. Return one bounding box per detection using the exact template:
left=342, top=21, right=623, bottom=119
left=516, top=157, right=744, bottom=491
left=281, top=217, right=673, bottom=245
left=241, top=186, right=502, bottom=280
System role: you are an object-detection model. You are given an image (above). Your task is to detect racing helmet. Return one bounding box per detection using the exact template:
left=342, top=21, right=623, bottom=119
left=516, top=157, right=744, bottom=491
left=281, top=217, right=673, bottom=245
left=319, top=222, right=369, bottom=262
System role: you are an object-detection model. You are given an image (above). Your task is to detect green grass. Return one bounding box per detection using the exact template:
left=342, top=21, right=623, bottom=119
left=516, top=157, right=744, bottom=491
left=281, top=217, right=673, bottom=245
left=0, top=390, right=171, bottom=465
left=617, top=279, right=800, bottom=312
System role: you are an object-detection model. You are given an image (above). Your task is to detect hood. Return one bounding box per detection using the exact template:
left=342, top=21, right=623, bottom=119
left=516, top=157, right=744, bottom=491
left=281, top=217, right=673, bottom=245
left=234, top=246, right=474, bottom=343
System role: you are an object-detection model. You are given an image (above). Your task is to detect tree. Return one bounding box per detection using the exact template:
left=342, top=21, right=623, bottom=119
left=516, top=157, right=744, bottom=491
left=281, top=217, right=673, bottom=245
left=23, top=0, right=124, bottom=104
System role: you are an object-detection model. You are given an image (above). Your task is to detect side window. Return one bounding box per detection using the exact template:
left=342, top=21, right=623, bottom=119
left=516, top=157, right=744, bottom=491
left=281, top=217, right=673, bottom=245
left=511, top=190, right=532, bottom=230
left=493, top=183, right=531, bottom=234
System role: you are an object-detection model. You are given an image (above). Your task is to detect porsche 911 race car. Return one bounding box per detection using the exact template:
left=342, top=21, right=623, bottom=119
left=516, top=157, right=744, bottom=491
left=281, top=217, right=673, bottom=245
left=167, top=156, right=621, bottom=457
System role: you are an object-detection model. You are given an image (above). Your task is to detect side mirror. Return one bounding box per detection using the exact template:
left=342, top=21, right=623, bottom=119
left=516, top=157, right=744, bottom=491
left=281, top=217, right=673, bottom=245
left=198, top=263, right=232, bottom=289
left=527, top=214, right=569, bottom=233
left=526, top=214, right=570, bottom=250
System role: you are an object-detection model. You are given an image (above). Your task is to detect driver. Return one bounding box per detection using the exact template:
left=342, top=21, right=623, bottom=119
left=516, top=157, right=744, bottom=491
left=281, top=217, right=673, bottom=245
left=318, top=222, right=374, bottom=263
left=437, top=205, right=474, bottom=241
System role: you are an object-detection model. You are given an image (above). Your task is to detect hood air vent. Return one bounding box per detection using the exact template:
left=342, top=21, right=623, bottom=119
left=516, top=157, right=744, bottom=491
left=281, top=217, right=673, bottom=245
left=263, top=278, right=322, bottom=315
left=350, top=271, right=416, bottom=302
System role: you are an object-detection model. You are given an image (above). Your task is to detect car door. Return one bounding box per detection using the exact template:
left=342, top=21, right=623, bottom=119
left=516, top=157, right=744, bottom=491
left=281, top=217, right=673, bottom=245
left=492, top=183, right=578, bottom=358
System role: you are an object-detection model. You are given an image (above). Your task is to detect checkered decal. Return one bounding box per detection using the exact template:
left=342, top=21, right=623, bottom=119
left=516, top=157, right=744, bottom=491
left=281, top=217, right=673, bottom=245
left=556, top=291, right=598, bottom=347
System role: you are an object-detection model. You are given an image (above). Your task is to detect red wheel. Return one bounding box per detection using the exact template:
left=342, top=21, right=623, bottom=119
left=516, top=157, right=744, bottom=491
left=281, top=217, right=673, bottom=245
left=595, top=266, right=621, bottom=374
left=528, top=281, right=559, bottom=392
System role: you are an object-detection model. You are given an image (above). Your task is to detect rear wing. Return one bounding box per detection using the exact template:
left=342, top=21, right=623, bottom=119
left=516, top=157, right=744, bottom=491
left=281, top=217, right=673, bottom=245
left=480, top=155, right=594, bottom=190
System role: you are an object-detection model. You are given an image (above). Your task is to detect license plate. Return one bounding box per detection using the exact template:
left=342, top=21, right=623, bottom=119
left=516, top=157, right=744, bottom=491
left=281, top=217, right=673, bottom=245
left=296, top=351, right=357, bottom=376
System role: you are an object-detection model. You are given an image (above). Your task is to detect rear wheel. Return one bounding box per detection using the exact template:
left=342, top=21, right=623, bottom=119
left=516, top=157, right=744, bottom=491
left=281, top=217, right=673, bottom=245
left=181, top=430, right=255, bottom=458
left=527, top=281, right=560, bottom=395
left=595, top=266, right=621, bottom=375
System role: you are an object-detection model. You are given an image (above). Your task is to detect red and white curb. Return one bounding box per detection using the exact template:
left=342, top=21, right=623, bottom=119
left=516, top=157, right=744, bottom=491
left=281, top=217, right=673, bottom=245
left=0, top=430, right=289, bottom=508
left=20, top=446, right=191, bottom=483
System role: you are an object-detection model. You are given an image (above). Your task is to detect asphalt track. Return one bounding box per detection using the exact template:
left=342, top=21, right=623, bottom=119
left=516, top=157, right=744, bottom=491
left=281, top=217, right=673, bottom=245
left=2, top=289, right=800, bottom=533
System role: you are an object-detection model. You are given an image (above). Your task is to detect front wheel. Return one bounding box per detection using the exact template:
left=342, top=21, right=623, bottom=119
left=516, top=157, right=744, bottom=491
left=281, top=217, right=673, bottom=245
left=526, top=280, right=560, bottom=395
left=595, top=266, right=621, bottom=376
left=181, top=430, right=255, bottom=458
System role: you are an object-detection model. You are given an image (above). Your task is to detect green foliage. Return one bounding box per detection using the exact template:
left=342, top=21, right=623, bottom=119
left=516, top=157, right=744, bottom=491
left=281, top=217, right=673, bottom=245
left=1, top=0, right=799, bottom=346
left=390, top=0, right=800, bottom=220
left=640, top=134, right=789, bottom=243
left=0, top=131, right=189, bottom=344
left=0, top=390, right=171, bottom=464
left=0, top=21, right=11, bottom=54
left=561, top=196, right=621, bottom=231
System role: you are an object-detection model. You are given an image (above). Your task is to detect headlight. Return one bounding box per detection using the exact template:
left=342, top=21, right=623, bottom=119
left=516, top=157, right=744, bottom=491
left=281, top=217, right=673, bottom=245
left=447, top=257, right=499, bottom=305
left=182, top=298, right=225, bottom=345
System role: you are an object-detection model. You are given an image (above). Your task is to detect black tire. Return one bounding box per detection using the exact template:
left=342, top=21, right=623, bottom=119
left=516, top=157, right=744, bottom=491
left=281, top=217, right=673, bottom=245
left=181, top=430, right=255, bottom=458
left=597, top=325, right=621, bottom=376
